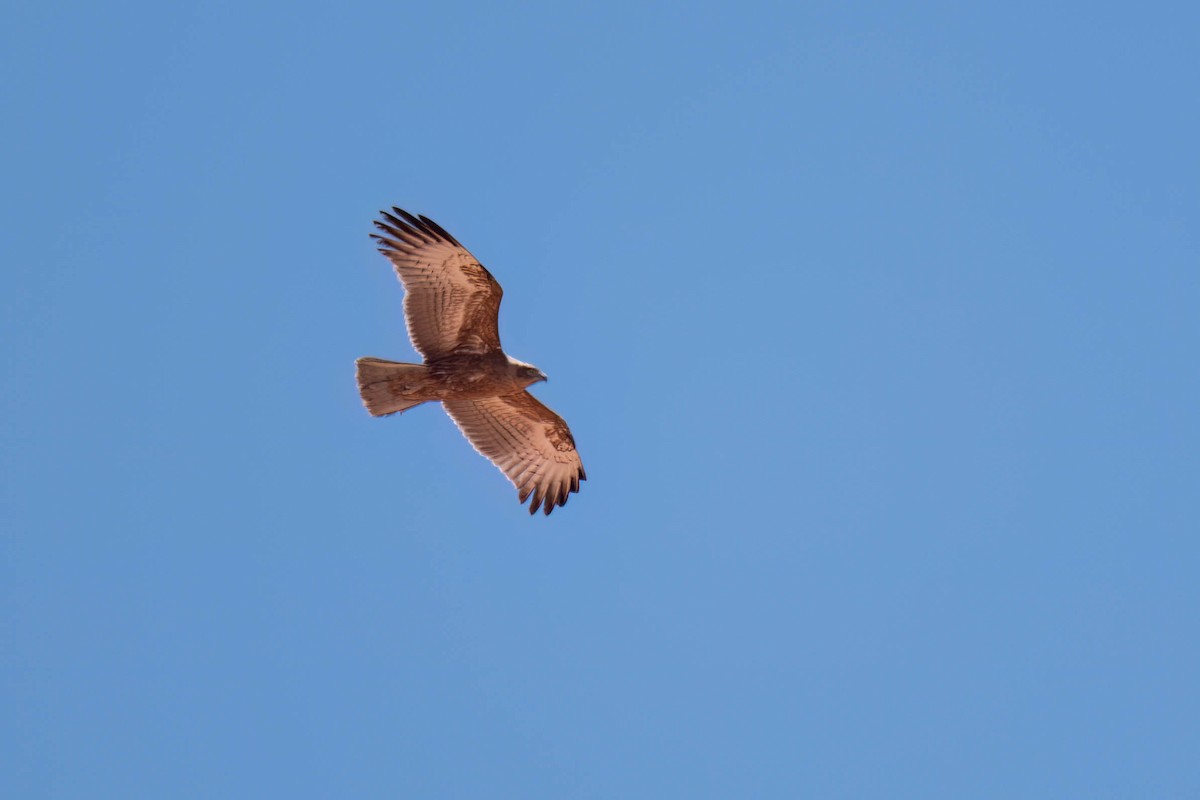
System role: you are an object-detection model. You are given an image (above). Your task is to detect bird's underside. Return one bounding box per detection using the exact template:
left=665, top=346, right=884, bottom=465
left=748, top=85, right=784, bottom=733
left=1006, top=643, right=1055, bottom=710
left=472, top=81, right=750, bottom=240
left=357, top=352, right=536, bottom=412
left=356, top=207, right=585, bottom=516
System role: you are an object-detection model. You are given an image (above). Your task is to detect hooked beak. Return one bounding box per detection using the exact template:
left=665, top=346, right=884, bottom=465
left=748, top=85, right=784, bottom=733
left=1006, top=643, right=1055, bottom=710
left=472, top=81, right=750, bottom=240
left=538, top=371, right=549, bottom=383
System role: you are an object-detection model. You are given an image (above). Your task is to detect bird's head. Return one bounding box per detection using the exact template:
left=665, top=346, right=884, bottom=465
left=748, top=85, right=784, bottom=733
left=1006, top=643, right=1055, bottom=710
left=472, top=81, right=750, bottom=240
left=508, top=357, right=548, bottom=387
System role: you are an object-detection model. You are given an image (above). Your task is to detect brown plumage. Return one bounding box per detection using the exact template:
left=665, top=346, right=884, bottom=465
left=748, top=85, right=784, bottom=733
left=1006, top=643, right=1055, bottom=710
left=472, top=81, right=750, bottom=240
left=357, top=208, right=586, bottom=516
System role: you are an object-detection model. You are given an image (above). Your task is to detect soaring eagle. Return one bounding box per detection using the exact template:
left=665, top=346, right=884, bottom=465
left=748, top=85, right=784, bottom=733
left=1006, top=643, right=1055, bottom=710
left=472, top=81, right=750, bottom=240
left=356, top=208, right=585, bottom=516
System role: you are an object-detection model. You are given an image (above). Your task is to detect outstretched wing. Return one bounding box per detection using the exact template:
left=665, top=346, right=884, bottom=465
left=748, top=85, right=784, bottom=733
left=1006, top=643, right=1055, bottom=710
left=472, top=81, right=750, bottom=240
left=442, top=392, right=586, bottom=516
left=371, top=208, right=504, bottom=360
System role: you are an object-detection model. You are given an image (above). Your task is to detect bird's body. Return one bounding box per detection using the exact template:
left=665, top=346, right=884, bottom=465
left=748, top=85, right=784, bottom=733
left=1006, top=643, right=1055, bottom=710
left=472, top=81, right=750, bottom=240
left=358, top=353, right=540, bottom=410
left=356, top=208, right=585, bottom=515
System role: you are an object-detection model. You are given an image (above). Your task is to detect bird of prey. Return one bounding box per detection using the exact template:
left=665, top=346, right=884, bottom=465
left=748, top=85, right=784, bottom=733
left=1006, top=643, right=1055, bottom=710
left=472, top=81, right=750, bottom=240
left=356, top=208, right=586, bottom=516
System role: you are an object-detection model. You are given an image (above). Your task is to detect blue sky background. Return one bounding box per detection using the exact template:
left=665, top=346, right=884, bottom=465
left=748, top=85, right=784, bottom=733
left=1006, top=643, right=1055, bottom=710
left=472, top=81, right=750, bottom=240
left=3, top=2, right=1198, bottom=797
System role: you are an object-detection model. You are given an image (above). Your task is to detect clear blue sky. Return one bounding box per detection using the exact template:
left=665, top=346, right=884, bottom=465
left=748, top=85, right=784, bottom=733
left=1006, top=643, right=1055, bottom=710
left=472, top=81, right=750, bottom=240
left=3, top=2, right=1198, bottom=797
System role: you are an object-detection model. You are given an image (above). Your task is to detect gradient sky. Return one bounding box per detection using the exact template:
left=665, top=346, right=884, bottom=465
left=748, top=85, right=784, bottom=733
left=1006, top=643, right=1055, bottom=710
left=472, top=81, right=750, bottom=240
left=4, top=2, right=1198, bottom=797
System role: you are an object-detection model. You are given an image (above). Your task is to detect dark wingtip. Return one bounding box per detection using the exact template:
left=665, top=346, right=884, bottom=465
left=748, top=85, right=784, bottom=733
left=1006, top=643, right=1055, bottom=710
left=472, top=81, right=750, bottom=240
left=419, top=214, right=462, bottom=246
left=394, top=208, right=426, bottom=229
left=375, top=206, right=464, bottom=249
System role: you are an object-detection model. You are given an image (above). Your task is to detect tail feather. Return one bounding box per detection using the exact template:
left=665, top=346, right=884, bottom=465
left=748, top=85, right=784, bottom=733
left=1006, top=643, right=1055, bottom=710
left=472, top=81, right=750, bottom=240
left=356, top=357, right=434, bottom=416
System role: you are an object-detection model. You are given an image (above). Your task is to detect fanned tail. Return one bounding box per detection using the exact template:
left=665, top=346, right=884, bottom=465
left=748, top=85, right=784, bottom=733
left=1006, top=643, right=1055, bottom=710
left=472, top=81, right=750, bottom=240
left=355, top=357, right=434, bottom=416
